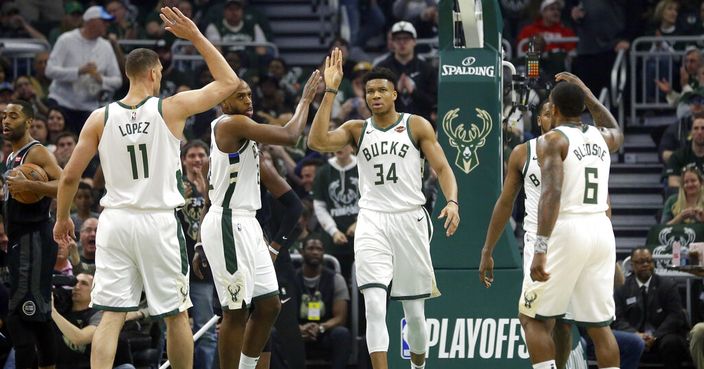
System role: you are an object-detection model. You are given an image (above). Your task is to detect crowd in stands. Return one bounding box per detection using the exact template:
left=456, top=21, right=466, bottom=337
left=3, top=0, right=704, bottom=368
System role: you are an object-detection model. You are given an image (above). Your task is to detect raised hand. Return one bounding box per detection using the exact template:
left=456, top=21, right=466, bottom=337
left=324, top=48, right=344, bottom=90
left=160, top=7, right=200, bottom=41
left=300, top=69, right=322, bottom=104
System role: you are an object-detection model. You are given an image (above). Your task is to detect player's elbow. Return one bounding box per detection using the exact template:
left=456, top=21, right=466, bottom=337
left=307, top=135, right=323, bottom=151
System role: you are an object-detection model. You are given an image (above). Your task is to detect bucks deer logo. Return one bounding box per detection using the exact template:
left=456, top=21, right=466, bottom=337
left=442, top=108, right=493, bottom=174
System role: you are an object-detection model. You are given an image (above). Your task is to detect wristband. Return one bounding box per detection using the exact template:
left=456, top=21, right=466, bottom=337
left=268, top=245, right=280, bottom=255
left=447, top=199, right=459, bottom=207
left=535, top=235, right=549, bottom=254
left=324, top=87, right=338, bottom=95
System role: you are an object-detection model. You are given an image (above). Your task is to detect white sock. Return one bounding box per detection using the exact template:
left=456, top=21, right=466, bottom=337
left=411, top=360, right=425, bottom=369
left=532, top=360, right=557, bottom=369
left=238, top=353, right=259, bottom=369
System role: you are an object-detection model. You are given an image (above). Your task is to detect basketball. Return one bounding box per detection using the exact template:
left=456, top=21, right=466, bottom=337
left=11, top=163, right=48, bottom=204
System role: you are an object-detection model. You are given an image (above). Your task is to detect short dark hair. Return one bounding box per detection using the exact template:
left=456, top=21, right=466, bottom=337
left=181, top=139, right=209, bottom=158
left=77, top=181, right=93, bottom=192
left=55, top=131, right=78, bottom=144
left=630, top=247, right=650, bottom=259
left=125, top=48, right=160, bottom=79
left=303, top=235, right=324, bottom=250
left=362, top=67, right=398, bottom=89
left=549, top=82, right=585, bottom=118
left=9, top=100, right=34, bottom=120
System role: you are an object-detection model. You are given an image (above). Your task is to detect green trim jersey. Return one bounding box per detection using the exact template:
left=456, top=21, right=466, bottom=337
left=208, top=115, right=261, bottom=211
left=522, top=138, right=541, bottom=234
left=553, top=124, right=610, bottom=215
left=99, top=97, right=185, bottom=209
left=357, top=113, right=425, bottom=212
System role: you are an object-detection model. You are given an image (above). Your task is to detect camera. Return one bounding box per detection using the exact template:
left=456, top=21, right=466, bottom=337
left=52, top=274, right=77, bottom=314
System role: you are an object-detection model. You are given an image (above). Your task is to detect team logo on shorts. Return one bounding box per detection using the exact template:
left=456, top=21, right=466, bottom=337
left=228, top=284, right=241, bottom=303
left=523, top=291, right=537, bottom=309
left=22, top=301, right=36, bottom=316
left=441, top=107, right=493, bottom=174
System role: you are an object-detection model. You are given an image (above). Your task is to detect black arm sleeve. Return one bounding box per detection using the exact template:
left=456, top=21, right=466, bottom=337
left=273, top=190, right=303, bottom=249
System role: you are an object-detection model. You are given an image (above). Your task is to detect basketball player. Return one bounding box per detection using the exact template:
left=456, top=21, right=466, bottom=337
left=308, top=49, right=460, bottom=369
left=52, top=7, right=240, bottom=369
left=198, top=72, right=320, bottom=369
left=519, top=73, right=624, bottom=369
left=2, top=100, right=62, bottom=369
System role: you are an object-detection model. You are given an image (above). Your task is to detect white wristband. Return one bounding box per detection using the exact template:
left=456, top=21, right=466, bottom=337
left=535, top=235, right=549, bottom=254
left=268, top=245, right=280, bottom=255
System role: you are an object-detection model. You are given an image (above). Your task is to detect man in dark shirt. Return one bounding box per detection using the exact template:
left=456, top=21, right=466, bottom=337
left=659, top=87, right=704, bottom=163
left=665, top=117, right=704, bottom=188
left=376, top=21, right=437, bottom=121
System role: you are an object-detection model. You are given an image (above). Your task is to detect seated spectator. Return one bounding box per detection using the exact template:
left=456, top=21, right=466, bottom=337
left=614, top=248, right=690, bottom=369
left=0, top=2, right=48, bottom=42
left=659, top=87, right=704, bottom=163
left=254, top=74, right=294, bottom=125
left=29, top=51, right=51, bottom=100
left=106, top=0, right=139, bottom=40
left=267, top=58, right=303, bottom=105
left=47, top=107, right=67, bottom=144
left=0, top=82, right=13, bottom=105
left=312, top=144, right=360, bottom=279
left=48, top=2, right=84, bottom=46
left=14, top=75, right=49, bottom=116
left=516, top=0, right=577, bottom=54
left=297, top=159, right=323, bottom=200
left=657, top=49, right=704, bottom=118
left=51, top=272, right=141, bottom=369
left=295, top=237, right=352, bottom=369
left=154, top=39, right=194, bottom=97
left=68, top=218, right=98, bottom=275
left=338, top=62, right=372, bottom=122
left=204, top=0, right=269, bottom=60
left=666, top=117, right=704, bottom=187
left=70, top=182, right=100, bottom=234
left=46, top=6, right=122, bottom=133
left=54, top=238, right=73, bottom=276
left=662, top=164, right=704, bottom=224
left=54, top=131, right=77, bottom=168
left=29, top=114, right=50, bottom=146
left=412, top=3, right=439, bottom=39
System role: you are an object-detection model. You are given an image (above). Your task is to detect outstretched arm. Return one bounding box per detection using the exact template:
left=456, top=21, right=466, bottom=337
left=161, top=7, right=239, bottom=122
left=217, top=70, right=321, bottom=146
left=479, top=144, right=526, bottom=287
left=412, top=115, right=459, bottom=237
left=308, top=48, right=356, bottom=152
left=555, top=72, right=623, bottom=152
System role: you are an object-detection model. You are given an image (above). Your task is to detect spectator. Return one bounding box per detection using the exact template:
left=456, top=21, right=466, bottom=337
left=517, top=0, right=577, bottom=54
left=376, top=21, right=437, bottom=120
left=47, top=2, right=84, bottom=46
left=666, top=117, right=704, bottom=187
left=69, top=217, right=98, bottom=275
left=15, top=0, right=63, bottom=23
left=656, top=48, right=704, bottom=118
left=659, top=87, right=704, bottom=163
left=254, top=74, right=294, bottom=125
left=295, top=237, right=352, bottom=369
left=204, top=0, right=269, bottom=59
left=54, top=131, right=77, bottom=168
left=267, top=57, right=302, bottom=105
left=70, top=182, right=100, bottom=234
left=298, top=159, right=323, bottom=200
left=29, top=51, right=51, bottom=100
left=14, top=75, right=49, bottom=116
left=566, top=0, right=642, bottom=95
left=46, top=6, right=122, bottom=134
left=312, top=144, right=360, bottom=279
left=0, top=83, right=13, bottom=105
left=662, top=164, right=704, bottom=224
left=106, top=0, right=138, bottom=40
left=343, top=0, right=386, bottom=48
left=0, top=2, right=48, bottom=42
left=179, top=140, right=216, bottom=369
left=614, top=248, right=690, bottom=369
left=29, top=114, right=49, bottom=146
left=47, top=107, right=66, bottom=144
left=154, top=39, right=193, bottom=97
left=51, top=272, right=139, bottom=369
left=54, top=239, right=73, bottom=276
left=339, top=62, right=372, bottom=122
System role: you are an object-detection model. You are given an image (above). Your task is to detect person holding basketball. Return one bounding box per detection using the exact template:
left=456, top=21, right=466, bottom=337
left=1, top=99, right=63, bottom=369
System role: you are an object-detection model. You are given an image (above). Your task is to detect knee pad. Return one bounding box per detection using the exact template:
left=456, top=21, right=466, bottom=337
left=363, top=288, right=389, bottom=353
left=402, top=300, right=427, bottom=355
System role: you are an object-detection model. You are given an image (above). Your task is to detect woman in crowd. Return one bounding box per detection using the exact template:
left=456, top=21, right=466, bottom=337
left=662, top=164, right=704, bottom=224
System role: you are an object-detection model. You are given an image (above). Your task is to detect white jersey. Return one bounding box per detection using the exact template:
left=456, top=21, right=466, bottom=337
left=522, top=138, right=541, bottom=234
left=357, top=113, right=425, bottom=212
left=553, top=125, right=610, bottom=215
left=208, top=115, right=261, bottom=211
left=99, top=97, right=185, bottom=209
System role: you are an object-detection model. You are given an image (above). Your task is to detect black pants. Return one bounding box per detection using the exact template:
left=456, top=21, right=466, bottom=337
left=6, top=315, right=57, bottom=368
left=642, top=333, right=690, bottom=369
